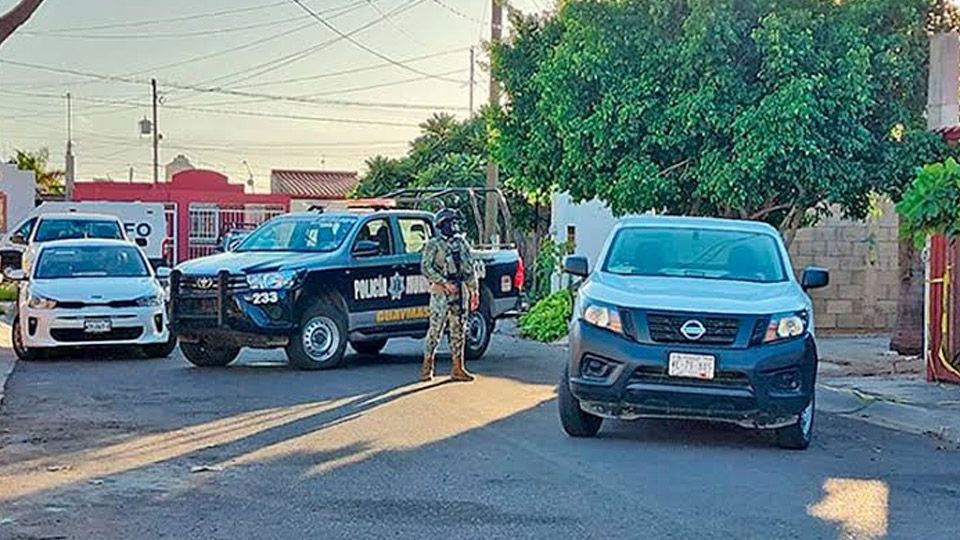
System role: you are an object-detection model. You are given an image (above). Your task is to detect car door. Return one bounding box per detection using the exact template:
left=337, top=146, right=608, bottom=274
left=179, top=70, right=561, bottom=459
left=345, top=217, right=409, bottom=330
left=1, top=216, right=36, bottom=272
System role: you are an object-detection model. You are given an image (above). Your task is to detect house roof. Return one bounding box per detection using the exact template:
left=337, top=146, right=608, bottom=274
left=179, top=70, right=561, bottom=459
left=935, top=125, right=960, bottom=143
left=270, top=169, right=358, bottom=199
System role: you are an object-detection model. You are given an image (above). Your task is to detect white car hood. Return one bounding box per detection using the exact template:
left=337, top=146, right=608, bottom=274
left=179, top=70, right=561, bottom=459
left=584, top=273, right=809, bottom=315
left=30, top=277, right=159, bottom=303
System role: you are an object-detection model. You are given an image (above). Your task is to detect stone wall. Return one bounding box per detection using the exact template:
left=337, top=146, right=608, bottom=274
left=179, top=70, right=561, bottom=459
left=788, top=202, right=900, bottom=333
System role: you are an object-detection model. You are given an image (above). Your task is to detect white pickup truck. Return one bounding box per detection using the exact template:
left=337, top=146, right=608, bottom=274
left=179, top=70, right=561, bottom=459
left=0, top=202, right=168, bottom=274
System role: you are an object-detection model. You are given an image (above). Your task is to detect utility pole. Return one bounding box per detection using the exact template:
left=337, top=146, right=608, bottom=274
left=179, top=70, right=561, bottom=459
left=469, top=46, right=475, bottom=115
left=483, top=0, right=503, bottom=245
left=151, top=78, right=159, bottom=184
left=64, top=92, right=75, bottom=201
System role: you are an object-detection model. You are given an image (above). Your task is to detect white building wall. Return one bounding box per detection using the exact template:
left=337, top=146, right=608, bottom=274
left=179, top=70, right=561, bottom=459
left=551, top=192, right=640, bottom=268
left=0, top=163, right=37, bottom=232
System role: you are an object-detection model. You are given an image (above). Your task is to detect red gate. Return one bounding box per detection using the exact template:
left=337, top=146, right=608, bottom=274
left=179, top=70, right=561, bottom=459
left=925, top=235, right=960, bottom=384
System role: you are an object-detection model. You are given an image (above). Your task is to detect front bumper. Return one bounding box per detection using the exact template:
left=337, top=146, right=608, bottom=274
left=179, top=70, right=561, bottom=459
left=170, top=271, right=298, bottom=344
left=569, top=320, right=817, bottom=429
left=22, top=305, right=169, bottom=348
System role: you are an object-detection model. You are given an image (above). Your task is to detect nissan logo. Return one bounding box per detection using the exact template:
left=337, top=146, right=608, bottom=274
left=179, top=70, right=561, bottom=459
left=195, top=277, right=216, bottom=290
left=680, top=319, right=706, bottom=341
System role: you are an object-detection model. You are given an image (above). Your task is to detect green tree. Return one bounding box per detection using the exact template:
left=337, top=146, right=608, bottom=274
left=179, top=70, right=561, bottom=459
left=12, top=147, right=64, bottom=197
left=491, top=0, right=946, bottom=244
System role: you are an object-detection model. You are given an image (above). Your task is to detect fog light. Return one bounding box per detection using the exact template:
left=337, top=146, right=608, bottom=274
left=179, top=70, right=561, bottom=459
left=771, top=369, right=801, bottom=391
left=580, top=356, right=623, bottom=381
left=27, top=317, right=38, bottom=336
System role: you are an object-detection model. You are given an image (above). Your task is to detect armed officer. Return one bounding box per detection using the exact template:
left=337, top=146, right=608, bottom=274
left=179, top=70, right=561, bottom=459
left=420, top=208, right=479, bottom=382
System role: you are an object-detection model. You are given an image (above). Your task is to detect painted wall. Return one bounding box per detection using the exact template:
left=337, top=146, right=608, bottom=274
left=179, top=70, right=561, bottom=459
left=550, top=193, right=640, bottom=268
left=0, top=163, right=37, bottom=231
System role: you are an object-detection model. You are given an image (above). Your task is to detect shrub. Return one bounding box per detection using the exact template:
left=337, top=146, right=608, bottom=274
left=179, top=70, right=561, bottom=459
left=519, top=289, right=572, bottom=343
left=0, top=284, right=16, bottom=302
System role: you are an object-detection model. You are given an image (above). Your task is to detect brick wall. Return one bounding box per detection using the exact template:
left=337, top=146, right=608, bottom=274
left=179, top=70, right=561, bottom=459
left=788, top=202, right=900, bottom=333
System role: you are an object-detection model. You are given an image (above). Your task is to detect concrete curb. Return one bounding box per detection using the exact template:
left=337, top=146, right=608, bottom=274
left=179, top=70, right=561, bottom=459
left=817, top=383, right=960, bottom=445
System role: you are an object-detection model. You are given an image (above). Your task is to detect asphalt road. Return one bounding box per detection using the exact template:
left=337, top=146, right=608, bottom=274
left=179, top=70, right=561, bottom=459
left=0, top=333, right=958, bottom=540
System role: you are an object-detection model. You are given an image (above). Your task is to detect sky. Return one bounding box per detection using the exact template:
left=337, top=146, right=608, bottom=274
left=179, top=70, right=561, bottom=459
left=0, top=0, right=551, bottom=192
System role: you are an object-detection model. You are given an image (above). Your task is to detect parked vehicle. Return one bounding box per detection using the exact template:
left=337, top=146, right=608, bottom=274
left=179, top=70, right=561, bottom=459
left=559, top=216, right=829, bottom=449
left=0, top=202, right=168, bottom=273
left=170, top=204, right=523, bottom=370
left=5, top=239, right=176, bottom=360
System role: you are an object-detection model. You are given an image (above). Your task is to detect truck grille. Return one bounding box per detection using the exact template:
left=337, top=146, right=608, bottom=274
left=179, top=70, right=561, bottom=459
left=179, top=274, right=248, bottom=294
left=647, top=313, right=739, bottom=345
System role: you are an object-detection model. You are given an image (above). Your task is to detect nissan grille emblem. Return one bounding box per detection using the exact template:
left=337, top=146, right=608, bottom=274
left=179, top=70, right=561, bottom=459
left=680, top=319, right=706, bottom=341
left=195, top=277, right=216, bottom=290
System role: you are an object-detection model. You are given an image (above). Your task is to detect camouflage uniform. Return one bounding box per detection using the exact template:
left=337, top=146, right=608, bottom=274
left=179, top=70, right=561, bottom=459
left=420, top=232, right=478, bottom=382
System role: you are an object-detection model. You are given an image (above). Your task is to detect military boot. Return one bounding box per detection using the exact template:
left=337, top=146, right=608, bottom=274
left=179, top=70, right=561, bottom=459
left=450, top=356, right=475, bottom=382
left=419, top=356, right=435, bottom=382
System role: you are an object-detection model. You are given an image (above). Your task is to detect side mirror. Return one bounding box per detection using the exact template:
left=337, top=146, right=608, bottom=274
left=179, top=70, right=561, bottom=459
left=155, top=267, right=172, bottom=279
left=10, top=232, right=26, bottom=246
left=801, top=267, right=829, bottom=290
left=3, top=267, right=26, bottom=281
left=563, top=255, right=589, bottom=278
left=352, top=240, right=381, bottom=258
left=135, top=238, right=148, bottom=247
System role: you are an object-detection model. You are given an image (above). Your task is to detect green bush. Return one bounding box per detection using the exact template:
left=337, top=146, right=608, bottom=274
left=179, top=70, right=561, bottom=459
left=519, top=289, right=572, bottom=343
left=0, top=283, right=16, bottom=302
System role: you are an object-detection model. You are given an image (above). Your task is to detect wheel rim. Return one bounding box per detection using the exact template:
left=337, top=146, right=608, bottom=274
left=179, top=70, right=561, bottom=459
left=467, top=312, right=486, bottom=349
left=800, top=400, right=814, bottom=437
left=301, top=316, right=339, bottom=362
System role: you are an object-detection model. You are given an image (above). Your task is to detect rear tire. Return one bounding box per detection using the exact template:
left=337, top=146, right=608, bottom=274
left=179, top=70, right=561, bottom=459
left=558, top=366, right=603, bottom=438
left=180, top=340, right=239, bottom=367
left=142, top=335, right=178, bottom=359
left=464, top=307, right=493, bottom=361
left=12, top=315, right=38, bottom=361
left=350, top=338, right=387, bottom=356
left=285, top=298, right=347, bottom=370
left=776, top=394, right=815, bottom=450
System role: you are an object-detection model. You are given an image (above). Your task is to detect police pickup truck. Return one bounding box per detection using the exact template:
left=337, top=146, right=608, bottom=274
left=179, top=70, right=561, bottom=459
left=170, top=208, right=523, bottom=370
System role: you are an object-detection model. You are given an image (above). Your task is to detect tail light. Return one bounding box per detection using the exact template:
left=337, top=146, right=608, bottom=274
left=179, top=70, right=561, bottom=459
left=514, top=257, right=525, bottom=291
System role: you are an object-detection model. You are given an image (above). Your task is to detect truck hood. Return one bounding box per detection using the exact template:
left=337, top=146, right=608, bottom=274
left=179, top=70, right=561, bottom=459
left=583, top=273, right=809, bottom=315
left=176, top=251, right=339, bottom=276
left=31, top=277, right=160, bottom=302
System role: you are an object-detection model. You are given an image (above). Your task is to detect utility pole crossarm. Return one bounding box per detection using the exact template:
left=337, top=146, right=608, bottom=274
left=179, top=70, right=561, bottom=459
left=0, top=0, right=45, bottom=47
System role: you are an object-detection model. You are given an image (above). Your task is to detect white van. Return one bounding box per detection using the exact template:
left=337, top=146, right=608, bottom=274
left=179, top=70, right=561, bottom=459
left=1, top=202, right=168, bottom=272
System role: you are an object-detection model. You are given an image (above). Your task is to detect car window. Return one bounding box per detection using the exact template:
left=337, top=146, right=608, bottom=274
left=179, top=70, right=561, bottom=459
left=237, top=215, right=356, bottom=252
left=12, top=217, right=36, bottom=241
left=604, top=227, right=787, bottom=283
left=34, top=218, right=123, bottom=243
left=35, top=245, right=150, bottom=279
left=398, top=218, right=432, bottom=254
left=354, top=219, right=394, bottom=257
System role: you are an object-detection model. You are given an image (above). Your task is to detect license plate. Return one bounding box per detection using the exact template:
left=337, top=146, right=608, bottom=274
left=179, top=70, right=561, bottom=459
left=668, top=353, right=716, bottom=380
left=83, top=318, right=112, bottom=334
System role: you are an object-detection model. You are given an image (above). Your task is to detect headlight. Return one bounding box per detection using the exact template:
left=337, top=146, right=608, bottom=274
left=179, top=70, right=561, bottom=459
left=581, top=300, right=624, bottom=334
left=136, top=294, right=163, bottom=307
left=246, top=270, right=299, bottom=290
left=764, top=311, right=808, bottom=342
left=27, top=293, right=57, bottom=309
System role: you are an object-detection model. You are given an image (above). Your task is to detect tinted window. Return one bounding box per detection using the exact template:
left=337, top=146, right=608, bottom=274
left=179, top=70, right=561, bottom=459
left=36, top=245, right=150, bottom=279
left=604, top=227, right=786, bottom=283
left=14, top=217, right=36, bottom=240
left=354, top=219, right=393, bottom=256
left=237, top=215, right=356, bottom=253
left=34, top=218, right=123, bottom=243
left=398, top=218, right=431, bottom=254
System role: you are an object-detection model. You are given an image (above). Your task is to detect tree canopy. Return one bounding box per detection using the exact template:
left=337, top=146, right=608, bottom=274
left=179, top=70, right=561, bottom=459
left=491, top=0, right=950, bottom=240
left=10, top=147, right=64, bottom=197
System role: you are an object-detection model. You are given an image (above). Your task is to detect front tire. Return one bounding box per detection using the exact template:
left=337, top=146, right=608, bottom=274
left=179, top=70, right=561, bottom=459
left=350, top=338, right=387, bottom=356
left=285, top=299, right=347, bottom=370
left=776, top=394, right=815, bottom=450
left=12, top=315, right=38, bottom=361
left=558, top=366, right=603, bottom=438
left=180, top=340, right=239, bottom=367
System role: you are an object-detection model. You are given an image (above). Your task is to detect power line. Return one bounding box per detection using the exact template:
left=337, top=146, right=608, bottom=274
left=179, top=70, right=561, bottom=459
left=32, top=1, right=291, bottom=32
left=364, top=0, right=427, bottom=46
left=429, top=0, right=486, bottom=23
left=288, top=0, right=463, bottom=83
left=23, top=15, right=309, bottom=40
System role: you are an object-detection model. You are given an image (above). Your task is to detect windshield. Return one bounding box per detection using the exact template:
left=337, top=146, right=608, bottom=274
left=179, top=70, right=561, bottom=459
left=35, top=245, right=150, bottom=279
left=603, top=227, right=787, bottom=283
left=236, top=215, right=357, bottom=253
left=34, top=219, right=123, bottom=243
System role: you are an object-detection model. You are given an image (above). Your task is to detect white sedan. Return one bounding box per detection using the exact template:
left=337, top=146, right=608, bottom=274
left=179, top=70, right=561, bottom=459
left=6, top=239, right=175, bottom=360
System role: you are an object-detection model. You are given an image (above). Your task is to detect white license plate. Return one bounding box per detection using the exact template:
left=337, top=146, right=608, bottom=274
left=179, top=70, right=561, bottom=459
left=83, top=319, right=112, bottom=334
left=668, top=353, right=716, bottom=380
